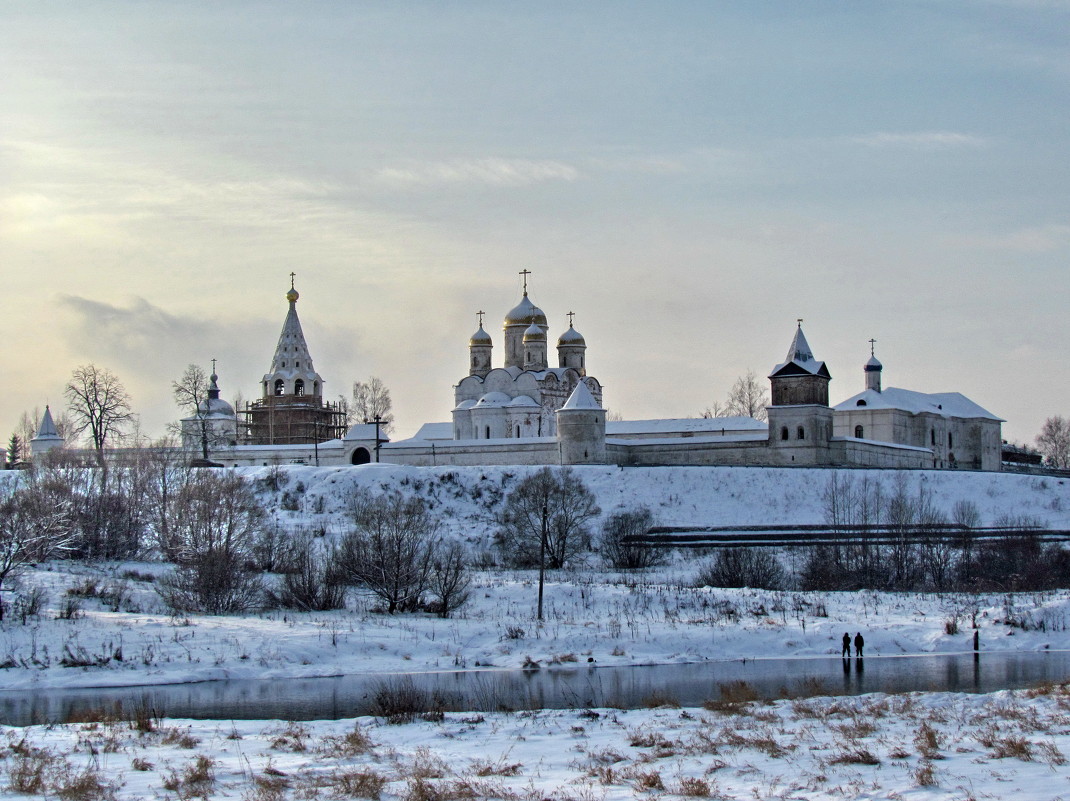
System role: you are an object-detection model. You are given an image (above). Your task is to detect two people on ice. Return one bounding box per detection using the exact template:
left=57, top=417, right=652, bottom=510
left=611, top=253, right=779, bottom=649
left=841, top=631, right=864, bottom=658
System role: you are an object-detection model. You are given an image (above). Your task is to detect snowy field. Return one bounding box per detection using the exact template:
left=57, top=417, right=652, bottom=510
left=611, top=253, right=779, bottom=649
left=4, top=685, right=1070, bottom=800
left=0, top=463, right=1068, bottom=691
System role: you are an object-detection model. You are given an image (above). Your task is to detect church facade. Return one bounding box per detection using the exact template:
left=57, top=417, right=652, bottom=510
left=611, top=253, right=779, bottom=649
left=201, top=280, right=1003, bottom=472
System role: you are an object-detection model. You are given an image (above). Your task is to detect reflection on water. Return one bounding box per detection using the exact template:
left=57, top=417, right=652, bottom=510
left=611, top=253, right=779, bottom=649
left=1, top=650, right=1067, bottom=727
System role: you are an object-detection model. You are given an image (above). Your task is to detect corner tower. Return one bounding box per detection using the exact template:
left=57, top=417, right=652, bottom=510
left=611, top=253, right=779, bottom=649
left=767, top=322, right=835, bottom=463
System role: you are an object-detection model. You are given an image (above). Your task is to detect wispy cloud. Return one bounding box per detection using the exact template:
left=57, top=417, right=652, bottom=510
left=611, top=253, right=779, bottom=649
left=850, top=131, right=988, bottom=150
left=375, top=158, right=580, bottom=187
left=948, top=223, right=1070, bottom=254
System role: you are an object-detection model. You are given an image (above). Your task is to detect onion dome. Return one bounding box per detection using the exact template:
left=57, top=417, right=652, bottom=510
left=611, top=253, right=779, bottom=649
left=286, top=287, right=299, bottom=303
left=523, top=321, right=546, bottom=342
left=470, top=325, right=493, bottom=346
left=557, top=325, right=585, bottom=346
left=504, top=293, right=547, bottom=327
left=865, top=355, right=883, bottom=372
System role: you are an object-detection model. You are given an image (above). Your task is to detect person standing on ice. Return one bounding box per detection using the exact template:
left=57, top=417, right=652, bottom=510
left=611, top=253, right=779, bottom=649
left=841, top=632, right=851, bottom=658
left=853, top=632, right=865, bottom=658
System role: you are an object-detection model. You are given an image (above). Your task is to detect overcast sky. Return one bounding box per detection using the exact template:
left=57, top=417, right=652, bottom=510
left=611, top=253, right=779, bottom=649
left=2, top=1, right=1067, bottom=444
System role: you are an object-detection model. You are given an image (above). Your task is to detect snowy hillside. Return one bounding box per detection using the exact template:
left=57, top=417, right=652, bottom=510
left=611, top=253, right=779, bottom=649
left=261, top=463, right=1070, bottom=544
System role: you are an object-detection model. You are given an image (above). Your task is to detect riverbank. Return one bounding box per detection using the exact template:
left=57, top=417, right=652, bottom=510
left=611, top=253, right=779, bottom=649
left=1, top=561, right=1068, bottom=691
left=3, top=684, right=1070, bottom=800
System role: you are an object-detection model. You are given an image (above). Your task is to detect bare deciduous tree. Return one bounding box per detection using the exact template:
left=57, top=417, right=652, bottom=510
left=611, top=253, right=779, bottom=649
left=428, top=541, right=472, bottom=618
left=600, top=507, right=661, bottom=570
left=703, top=370, right=769, bottom=421
left=64, top=364, right=135, bottom=458
left=338, top=491, right=436, bottom=613
left=351, top=377, right=394, bottom=433
left=1036, top=415, right=1070, bottom=469
left=155, top=470, right=266, bottom=615
left=0, top=479, right=75, bottom=620
left=696, top=547, right=785, bottom=590
left=497, top=467, right=600, bottom=570
left=172, top=363, right=232, bottom=461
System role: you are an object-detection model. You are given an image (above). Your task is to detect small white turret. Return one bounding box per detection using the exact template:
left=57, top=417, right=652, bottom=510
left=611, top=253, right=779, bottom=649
left=557, top=314, right=587, bottom=376
left=556, top=381, right=606, bottom=464
left=469, top=313, right=493, bottom=377
left=523, top=320, right=548, bottom=370
left=30, top=406, right=64, bottom=458
left=864, top=340, right=883, bottom=393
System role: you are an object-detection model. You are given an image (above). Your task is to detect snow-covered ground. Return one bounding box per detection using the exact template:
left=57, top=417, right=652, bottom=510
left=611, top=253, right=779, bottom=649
left=4, top=685, right=1070, bottom=800
left=0, top=464, right=1068, bottom=690
left=2, top=560, right=1069, bottom=691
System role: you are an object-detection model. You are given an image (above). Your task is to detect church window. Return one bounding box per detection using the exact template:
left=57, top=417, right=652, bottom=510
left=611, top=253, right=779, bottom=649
left=780, top=427, right=789, bottom=441
left=274, top=379, right=284, bottom=396
left=931, top=429, right=936, bottom=445
left=296, top=361, right=300, bottom=368
left=797, top=427, right=805, bottom=440
left=856, top=400, right=867, bottom=407
left=313, top=381, right=319, bottom=395
left=485, top=426, right=491, bottom=439
left=855, top=425, right=864, bottom=439
left=516, top=425, right=520, bottom=438
left=948, top=432, right=953, bottom=448
left=295, top=379, right=305, bottom=397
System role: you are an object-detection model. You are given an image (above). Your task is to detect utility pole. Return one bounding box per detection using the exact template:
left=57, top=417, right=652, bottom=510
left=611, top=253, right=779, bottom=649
left=537, top=501, right=548, bottom=621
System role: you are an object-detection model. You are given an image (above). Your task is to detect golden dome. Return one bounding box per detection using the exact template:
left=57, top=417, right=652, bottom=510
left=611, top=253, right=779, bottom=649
left=286, top=287, right=300, bottom=303
left=504, top=294, right=547, bottom=327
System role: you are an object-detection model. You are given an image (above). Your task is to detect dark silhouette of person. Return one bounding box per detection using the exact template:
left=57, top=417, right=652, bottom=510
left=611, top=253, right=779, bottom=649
left=841, top=632, right=851, bottom=658
left=854, top=632, right=864, bottom=658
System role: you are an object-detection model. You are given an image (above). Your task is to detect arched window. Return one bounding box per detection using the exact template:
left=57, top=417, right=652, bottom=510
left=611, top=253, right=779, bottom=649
left=313, top=381, right=319, bottom=396
left=797, top=426, right=805, bottom=440
left=854, top=425, right=864, bottom=439
left=780, top=427, right=789, bottom=441
left=516, top=425, right=521, bottom=438
left=931, top=429, right=936, bottom=445
left=485, top=426, right=491, bottom=439
left=274, top=379, right=285, bottom=396
left=351, top=447, right=371, bottom=465
left=295, top=379, right=305, bottom=397
left=948, top=432, right=954, bottom=448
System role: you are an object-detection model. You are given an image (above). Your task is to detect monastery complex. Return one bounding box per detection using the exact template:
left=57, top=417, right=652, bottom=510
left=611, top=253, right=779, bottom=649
left=88, top=273, right=1005, bottom=474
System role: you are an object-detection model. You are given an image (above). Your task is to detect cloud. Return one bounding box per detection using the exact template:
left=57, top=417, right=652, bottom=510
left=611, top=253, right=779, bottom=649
left=850, top=131, right=988, bottom=150
left=375, top=157, right=580, bottom=187
left=947, top=223, right=1070, bottom=254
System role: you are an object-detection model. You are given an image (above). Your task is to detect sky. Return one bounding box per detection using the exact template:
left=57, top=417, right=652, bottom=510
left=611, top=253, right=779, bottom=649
left=1, top=1, right=1068, bottom=444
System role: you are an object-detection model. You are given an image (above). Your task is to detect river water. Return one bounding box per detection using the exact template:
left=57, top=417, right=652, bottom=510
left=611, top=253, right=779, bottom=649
left=2, top=650, right=1068, bottom=726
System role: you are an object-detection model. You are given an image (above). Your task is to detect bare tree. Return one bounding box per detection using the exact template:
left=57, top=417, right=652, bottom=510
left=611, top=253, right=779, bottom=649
left=428, top=541, right=472, bottom=618
left=696, top=548, right=785, bottom=590
left=338, top=491, right=436, bottom=613
left=271, top=532, right=347, bottom=612
left=497, top=467, right=600, bottom=570
left=155, top=470, right=266, bottom=615
left=64, top=364, right=135, bottom=459
left=0, top=479, right=75, bottom=620
left=600, top=507, right=661, bottom=570
left=1036, top=415, right=1070, bottom=469
left=704, top=370, right=769, bottom=421
left=172, top=363, right=225, bottom=461
left=351, top=377, right=394, bottom=433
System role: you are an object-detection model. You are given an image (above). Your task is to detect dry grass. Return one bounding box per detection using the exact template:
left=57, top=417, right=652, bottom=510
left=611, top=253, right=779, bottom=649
left=913, top=759, right=936, bottom=787
left=828, top=747, right=881, bottom=766
left=269, top=721, right=310, bottom=752
left=469, top=758, right=523, bottom=777
left=327, top=768, right=389, bottom=799
left=320, top=723, right=375, bottom=758
left=913, top=721, right=942, bottom=758
left=676, top=776, right=712, bottom=797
